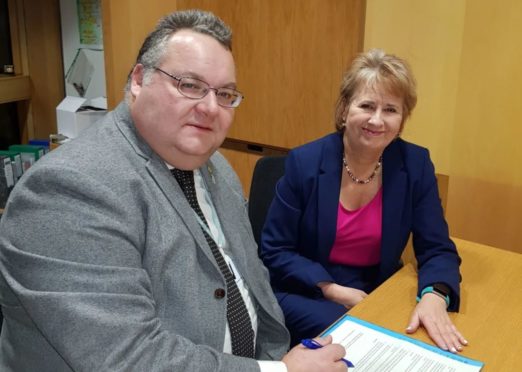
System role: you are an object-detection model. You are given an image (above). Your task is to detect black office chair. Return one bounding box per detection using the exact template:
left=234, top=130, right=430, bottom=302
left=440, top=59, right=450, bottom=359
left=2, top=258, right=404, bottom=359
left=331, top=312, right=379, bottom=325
left=248, top=155, right=287, bottom=252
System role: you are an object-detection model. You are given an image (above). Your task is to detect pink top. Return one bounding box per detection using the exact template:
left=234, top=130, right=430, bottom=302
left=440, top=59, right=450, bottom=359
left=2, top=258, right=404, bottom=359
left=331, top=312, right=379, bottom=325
left=329, top=188, right=382, bottom=266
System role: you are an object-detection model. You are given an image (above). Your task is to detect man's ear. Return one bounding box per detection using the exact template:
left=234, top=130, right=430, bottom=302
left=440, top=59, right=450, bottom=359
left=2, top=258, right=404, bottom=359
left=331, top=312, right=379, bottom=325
left=130, top=64, right=145, bottom=97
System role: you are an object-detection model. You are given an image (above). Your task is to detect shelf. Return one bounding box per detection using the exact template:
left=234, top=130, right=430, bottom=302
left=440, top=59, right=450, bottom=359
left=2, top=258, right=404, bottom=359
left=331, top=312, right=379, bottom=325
left=0, top=74, right=31, bottom=104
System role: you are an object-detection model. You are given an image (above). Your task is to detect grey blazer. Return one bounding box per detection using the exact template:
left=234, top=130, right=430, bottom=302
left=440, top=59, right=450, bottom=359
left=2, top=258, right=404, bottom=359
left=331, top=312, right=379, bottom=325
left=0, top=103, right=289, bottom=371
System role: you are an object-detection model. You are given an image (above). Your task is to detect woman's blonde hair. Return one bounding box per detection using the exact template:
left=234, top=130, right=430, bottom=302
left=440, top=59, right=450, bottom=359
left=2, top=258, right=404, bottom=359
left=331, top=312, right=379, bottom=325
left=334, top=49, right=417, bottom=132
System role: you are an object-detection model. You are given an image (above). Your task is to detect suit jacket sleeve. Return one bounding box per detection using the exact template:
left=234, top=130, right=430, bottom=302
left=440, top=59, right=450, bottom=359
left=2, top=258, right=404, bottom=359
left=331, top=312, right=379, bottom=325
left=411, top=150, right=461, bottom=311
left=0, top=161, right=261, bottom=372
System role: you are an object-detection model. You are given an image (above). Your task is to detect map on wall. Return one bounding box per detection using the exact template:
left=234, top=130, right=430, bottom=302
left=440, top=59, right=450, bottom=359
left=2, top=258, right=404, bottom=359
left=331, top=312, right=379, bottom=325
left=77, top=0, right=102, bottom=45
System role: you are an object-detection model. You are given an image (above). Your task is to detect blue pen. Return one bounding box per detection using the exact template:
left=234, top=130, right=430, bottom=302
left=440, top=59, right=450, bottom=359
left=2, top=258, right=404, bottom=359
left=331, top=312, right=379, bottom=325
left=301, top=338, right=355, bottom=368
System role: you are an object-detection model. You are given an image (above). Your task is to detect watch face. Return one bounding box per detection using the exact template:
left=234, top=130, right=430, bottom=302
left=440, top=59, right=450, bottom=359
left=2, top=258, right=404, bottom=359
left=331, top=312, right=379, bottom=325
left=433, top=283, right=450, bottom=296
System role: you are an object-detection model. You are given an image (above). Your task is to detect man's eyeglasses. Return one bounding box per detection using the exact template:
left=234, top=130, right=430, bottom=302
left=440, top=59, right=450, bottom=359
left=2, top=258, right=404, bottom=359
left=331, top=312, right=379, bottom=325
left=154, top=67, right=244, bottom=108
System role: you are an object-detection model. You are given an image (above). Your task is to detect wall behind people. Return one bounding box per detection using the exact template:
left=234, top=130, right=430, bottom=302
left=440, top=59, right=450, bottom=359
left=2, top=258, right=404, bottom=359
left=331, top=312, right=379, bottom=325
left=365, top=0, right=522, bottom=254
left=101, top=0, right=366, bottom=192
left=103, top=0, right=364, bottom=146
left=101, top=0, right=176, bottom=109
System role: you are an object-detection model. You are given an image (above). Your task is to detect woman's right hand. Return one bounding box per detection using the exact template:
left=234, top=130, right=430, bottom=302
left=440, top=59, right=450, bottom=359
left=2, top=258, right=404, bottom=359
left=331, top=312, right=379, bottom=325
left=318, top=282, right=368, bottom=309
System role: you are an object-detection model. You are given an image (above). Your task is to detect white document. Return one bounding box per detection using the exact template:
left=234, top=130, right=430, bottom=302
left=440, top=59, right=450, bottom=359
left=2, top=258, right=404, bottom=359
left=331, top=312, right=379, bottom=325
left=322, top=315, right=483, bottom=371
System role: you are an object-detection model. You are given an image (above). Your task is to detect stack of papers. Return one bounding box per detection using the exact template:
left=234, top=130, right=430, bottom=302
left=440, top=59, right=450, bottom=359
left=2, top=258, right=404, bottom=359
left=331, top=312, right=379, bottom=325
left=322, top=315, right=484, bottom=371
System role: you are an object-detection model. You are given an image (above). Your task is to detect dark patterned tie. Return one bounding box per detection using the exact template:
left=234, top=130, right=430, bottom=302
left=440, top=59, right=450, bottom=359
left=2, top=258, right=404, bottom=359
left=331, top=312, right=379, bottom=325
left=171, top=168, right=255, bottom=358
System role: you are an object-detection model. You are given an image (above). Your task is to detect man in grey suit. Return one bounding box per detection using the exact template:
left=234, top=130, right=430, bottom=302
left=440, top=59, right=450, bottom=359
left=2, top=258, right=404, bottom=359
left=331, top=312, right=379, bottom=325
left=0, top=9, right=347, bottom=371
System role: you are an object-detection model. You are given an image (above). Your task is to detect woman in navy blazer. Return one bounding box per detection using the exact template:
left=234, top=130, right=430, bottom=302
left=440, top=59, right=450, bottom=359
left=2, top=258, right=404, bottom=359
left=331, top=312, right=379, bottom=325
left=261, top=49, right=467, bottom=353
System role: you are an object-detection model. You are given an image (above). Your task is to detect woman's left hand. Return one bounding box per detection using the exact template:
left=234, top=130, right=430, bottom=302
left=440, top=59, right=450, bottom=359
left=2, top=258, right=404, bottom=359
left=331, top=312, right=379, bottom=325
left=405, top=293, right=468, bottom=353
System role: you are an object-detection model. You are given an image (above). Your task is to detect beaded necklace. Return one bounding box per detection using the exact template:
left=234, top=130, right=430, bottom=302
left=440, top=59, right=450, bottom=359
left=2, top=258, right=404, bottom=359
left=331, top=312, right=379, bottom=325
left=342, top=156, right=382, bottom=184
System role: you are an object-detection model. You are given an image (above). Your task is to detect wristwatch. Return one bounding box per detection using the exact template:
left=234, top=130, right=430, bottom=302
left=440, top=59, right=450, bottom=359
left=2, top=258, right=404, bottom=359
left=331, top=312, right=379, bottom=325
left=417, top=283, right=451, bottom=308
left=433, top=283, right=450, bottom=298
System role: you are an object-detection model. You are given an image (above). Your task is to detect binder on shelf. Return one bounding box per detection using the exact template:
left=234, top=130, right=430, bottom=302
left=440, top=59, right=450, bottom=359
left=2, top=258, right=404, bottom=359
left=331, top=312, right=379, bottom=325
left=28, top=139, right=50, bottom=154
left=8, top=145, right=46, bottom=173
left=0, top=150, right=23, bottom=182
left=0, top=155, right=14, bottom=209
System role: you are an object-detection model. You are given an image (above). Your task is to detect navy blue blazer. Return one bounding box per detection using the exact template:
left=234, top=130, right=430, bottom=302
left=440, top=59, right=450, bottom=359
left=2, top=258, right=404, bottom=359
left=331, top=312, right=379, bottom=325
left=261, top=132, right=461, bottom=311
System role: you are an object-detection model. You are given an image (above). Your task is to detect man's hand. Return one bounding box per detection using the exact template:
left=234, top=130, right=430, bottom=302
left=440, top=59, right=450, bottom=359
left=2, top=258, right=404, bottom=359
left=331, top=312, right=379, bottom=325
left=282, top=335, right=349, bottom=371
left=406, top=293, right=468, bottom=353
left=318, top=282, right=367, bottom=309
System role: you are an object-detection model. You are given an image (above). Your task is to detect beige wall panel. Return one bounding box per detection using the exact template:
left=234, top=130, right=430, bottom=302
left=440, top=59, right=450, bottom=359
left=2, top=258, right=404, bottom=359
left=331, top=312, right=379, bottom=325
left=177, top=0, right=365, bottom=149
left=22, top=0, right=64, bottom=139
left=446, top=0, right=522, bottom=254
left=448, top=178, right=522, bottom=254
left=365, top=0, right=522, bottom=254
left=102, top=0, right=178, bottom=108
left=364, top=0, right=465, bottom=175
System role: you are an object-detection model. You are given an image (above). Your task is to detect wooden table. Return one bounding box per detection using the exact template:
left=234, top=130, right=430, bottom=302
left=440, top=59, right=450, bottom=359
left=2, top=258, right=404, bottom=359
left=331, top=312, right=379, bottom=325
left=348, top=238, right=522, bottom=371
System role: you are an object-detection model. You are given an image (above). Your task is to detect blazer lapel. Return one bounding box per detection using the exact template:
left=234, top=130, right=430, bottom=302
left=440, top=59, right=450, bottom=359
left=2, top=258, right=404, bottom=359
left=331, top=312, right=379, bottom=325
left=146, top=158, right=221, bottom=270
left=317, top=134, right=344, bottom=264
left=113, top=102, right=222, bottom=271
left=379, top=140, right=407, bottom=283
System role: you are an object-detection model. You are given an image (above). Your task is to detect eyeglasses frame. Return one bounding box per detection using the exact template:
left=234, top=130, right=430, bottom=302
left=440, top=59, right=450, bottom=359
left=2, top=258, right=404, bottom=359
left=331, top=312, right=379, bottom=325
left=153, top=67, right=244, bottom=108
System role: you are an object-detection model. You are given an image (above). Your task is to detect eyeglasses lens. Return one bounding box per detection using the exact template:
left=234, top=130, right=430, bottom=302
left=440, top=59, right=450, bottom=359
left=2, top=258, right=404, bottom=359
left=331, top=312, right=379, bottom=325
left=177, top=77, right=242, bottom=108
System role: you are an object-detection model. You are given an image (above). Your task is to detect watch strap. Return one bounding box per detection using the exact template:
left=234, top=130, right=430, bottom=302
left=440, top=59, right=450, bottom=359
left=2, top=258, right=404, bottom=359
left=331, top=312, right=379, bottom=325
left=416, top=285, right=450, bottom=308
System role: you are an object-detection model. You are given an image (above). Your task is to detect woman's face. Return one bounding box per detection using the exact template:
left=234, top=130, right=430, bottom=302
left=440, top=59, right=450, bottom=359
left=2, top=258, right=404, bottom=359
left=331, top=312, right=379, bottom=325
left=343, top=84, right=404, bottom=155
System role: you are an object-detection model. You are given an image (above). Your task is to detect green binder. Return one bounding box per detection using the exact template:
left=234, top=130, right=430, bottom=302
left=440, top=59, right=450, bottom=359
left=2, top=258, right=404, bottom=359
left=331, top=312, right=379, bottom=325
left=8, top=144, right=46, bottom=173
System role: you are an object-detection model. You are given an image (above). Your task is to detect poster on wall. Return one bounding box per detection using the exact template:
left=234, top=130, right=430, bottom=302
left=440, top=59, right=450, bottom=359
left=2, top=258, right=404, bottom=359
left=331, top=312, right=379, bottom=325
left=77, top=0, right=102, bottom=46
left=59, top=0, right=106, bottom=99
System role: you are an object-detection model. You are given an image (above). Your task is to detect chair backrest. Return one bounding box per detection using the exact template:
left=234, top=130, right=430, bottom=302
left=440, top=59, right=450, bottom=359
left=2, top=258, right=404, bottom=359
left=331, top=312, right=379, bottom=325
left=248, top=155, right=286, bottom=250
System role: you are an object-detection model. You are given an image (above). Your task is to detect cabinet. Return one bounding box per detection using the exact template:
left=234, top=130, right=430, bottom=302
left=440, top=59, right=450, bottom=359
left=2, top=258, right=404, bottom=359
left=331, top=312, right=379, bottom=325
left=0, top=0, right=64, bottom=143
